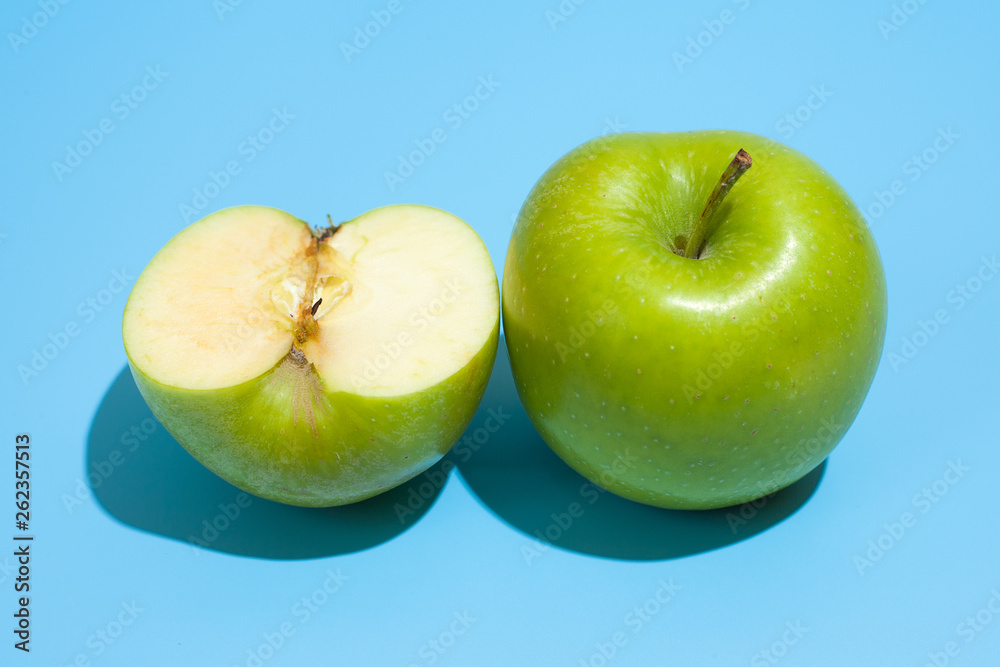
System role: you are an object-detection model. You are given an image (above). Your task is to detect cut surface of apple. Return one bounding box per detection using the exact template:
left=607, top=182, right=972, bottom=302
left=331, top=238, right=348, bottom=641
left=123, top=204, right=499, bottom=507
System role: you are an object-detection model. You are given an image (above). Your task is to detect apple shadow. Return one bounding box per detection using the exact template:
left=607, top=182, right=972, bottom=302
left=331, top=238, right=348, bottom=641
left=453, top=339, right=826, bottom=561
left=86, top=366, right=444, bottom=559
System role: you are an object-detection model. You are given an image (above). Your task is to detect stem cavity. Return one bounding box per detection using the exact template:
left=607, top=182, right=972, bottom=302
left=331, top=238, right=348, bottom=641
left=683, top=148, right=753, bottom=259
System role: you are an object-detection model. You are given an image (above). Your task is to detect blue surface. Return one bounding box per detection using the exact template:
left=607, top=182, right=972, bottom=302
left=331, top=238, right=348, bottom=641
left=2, top=1, right=998, bottom=665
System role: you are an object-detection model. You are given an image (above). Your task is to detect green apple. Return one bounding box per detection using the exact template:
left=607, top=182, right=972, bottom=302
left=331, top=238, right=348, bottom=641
left=502, top=130, right=887, bottom=510
left=123, top=204, right=499, bottom=507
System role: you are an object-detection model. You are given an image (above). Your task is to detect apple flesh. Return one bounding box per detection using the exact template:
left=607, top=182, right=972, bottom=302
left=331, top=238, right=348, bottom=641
left=123, top=204, right=499, bottom=507
left=502, top=130, right=887, bottom=510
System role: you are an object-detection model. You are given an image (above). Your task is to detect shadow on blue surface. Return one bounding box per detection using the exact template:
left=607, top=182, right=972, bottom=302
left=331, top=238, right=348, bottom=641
left=452, top=339, right=826, bottom=561
left=86, top=366, right=443, bottom=559
left=88, top=336, right=823, bottom=561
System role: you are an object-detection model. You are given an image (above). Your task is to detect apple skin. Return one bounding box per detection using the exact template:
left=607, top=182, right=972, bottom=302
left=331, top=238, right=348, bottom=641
left=127, top=325, right=498, bottom=508
left=502, top=130, right=887, bottom=510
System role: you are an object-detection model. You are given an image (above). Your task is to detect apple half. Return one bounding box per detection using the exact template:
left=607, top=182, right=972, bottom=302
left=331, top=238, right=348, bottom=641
left=123, top=205, right=499, bottom=507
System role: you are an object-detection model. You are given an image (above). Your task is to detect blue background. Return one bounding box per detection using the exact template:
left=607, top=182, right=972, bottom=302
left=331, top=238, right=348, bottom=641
left=2, top=0, right=998, bottom=665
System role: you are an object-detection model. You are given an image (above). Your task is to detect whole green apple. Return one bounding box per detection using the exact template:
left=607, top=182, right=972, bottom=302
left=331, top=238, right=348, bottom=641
left=123, top=204, right=499, bottom=507
left=502, top=130, right=887, bottom=510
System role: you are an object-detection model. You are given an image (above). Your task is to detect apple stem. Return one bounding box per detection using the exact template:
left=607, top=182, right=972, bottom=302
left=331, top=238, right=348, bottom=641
left=314, top=215, right=340, bottom=242
left=683, top=149, right=752, bottom=259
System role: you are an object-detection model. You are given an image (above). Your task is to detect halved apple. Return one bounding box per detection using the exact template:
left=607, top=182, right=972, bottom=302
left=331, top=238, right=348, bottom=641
left=123, top=204, right=499, bottom=507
